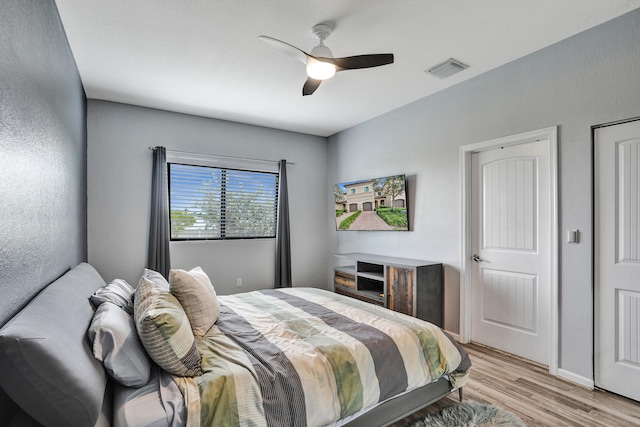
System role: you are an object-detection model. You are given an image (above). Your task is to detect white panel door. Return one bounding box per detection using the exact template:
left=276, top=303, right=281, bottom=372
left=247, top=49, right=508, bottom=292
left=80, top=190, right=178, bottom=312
left=595, top=119, right=640, bottom=402
left=471, top=140, right=551, bottom=365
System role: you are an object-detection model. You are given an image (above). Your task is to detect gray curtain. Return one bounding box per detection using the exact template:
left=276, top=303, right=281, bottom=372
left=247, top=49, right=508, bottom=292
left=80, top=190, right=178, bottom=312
left=147, top=146, right=171, bottom=278
left=275, top=159, right=292, bottom=288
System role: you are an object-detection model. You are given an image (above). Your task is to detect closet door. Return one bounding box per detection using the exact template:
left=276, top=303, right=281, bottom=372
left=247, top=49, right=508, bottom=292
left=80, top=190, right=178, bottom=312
left=594, top=119, right=640, bottom=402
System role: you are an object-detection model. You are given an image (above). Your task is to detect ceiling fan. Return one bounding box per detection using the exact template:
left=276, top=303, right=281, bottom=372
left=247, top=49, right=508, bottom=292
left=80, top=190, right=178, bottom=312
left=258, top=23, right=394, bottom=96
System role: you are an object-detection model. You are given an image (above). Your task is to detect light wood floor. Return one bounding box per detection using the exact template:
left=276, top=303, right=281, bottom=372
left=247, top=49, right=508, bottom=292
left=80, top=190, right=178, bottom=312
left=392, top=342, right=640, bottom=427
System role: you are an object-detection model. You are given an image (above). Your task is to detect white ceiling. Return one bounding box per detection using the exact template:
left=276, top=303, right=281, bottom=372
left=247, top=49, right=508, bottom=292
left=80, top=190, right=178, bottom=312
left=54, top=0, right=640, bottom=137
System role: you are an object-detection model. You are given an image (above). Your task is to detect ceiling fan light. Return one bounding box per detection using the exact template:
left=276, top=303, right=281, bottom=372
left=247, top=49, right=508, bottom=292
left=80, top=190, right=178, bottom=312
left=306, top=58, right=335, bottom=80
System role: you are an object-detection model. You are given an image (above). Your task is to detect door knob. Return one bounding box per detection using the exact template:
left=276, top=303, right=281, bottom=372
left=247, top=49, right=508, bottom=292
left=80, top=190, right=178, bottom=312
left=472, top=254, right=484, bottom=263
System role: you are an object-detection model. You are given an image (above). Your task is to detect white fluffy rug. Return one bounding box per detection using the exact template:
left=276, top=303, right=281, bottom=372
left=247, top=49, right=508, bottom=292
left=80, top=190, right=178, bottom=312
left=410, top=401, right=526, bottom=427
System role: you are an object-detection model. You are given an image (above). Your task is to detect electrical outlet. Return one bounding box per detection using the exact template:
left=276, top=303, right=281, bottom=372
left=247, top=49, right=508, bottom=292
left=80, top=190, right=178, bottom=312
left=236, top=278, right=242, bottom=287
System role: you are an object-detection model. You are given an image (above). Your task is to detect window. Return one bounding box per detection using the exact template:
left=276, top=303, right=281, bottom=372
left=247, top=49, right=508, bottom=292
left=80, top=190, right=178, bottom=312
left=364, top=186, right=369, bottom=192
left=168, top=163, right=278, bottom=240
left=350, top=188, right=356, bottom=194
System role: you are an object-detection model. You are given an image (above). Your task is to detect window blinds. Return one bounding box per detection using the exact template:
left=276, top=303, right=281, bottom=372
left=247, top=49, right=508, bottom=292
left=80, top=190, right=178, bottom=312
left=168, top=163, right=278, bottom=240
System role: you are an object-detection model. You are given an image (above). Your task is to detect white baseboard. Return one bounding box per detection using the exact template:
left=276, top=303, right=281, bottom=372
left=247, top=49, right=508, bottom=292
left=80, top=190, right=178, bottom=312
left=444, top=333, right=594, bottom=390
left=557, top=368, right=594, bottom=389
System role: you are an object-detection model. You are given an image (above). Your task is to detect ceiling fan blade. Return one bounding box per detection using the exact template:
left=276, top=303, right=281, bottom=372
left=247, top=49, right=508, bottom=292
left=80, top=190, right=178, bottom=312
left=258, top=35, right=308, bottom=65
left=326, top=53, right=394, bottom=71
left=302, top=78, right=322, bottom=96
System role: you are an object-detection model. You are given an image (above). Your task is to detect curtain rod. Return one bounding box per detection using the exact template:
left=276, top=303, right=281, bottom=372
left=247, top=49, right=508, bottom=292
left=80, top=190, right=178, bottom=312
left=149, top=147, right=295, bottom=166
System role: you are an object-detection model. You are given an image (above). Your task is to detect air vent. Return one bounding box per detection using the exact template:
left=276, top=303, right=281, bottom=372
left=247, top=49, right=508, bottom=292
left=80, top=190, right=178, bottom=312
left=425, top=58, right=468, bottom=79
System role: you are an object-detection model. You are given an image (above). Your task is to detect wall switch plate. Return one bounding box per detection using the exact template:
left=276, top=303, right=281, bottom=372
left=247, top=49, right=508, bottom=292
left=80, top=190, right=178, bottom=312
left=236, top=278, right=242, bottom=287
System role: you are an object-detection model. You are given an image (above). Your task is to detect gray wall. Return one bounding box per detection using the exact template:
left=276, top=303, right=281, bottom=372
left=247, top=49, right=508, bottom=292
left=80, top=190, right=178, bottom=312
left=0, top=0, right=86, bottom=327
left=87, top=100, right=328, bottom=294
left=327, top=9, right=640, bottom=380
left=0, top=0, right=86, bottom=421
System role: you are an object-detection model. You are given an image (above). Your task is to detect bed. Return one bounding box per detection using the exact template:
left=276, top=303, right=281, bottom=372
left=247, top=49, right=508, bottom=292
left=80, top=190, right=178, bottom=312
left=0, top=263, right=470, bottom=427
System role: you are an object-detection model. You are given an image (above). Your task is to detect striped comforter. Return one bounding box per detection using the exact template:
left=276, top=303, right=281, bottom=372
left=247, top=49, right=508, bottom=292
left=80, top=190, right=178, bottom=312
left=172, top=288, right=469, bottom=427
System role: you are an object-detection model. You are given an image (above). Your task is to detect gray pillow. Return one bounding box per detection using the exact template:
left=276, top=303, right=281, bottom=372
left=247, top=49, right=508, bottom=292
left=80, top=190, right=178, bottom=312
left=0, top=263, right=108, bottom=427
left=88, top=301, right=152, bottom=387
left=90, top=278, right=135, bottom=314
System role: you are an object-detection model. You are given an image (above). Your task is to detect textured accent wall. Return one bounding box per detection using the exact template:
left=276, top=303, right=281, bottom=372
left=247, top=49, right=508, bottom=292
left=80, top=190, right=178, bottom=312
left=0, top=0, right=87, bottom=327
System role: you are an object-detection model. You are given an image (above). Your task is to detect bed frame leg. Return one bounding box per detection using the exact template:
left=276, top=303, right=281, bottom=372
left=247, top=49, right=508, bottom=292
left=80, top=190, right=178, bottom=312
left=458, top=388, right=463, bottom=401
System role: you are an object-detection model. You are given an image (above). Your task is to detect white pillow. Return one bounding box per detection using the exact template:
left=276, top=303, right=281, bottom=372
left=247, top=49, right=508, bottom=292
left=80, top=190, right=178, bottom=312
left=90, top=279, right=135, bottom=314
left=87, top=302, right=151, bottom=387
left=169, top=267, right=220, bottom=336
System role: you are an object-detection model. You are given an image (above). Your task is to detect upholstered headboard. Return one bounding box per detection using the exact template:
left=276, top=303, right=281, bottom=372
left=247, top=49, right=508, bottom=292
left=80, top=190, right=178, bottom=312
left=0, top=263, right=111, bottom=427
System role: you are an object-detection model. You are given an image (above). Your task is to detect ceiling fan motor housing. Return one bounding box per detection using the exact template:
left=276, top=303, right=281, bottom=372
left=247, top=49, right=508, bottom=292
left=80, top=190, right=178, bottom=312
left=310, top=44, right=333, bottom=58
